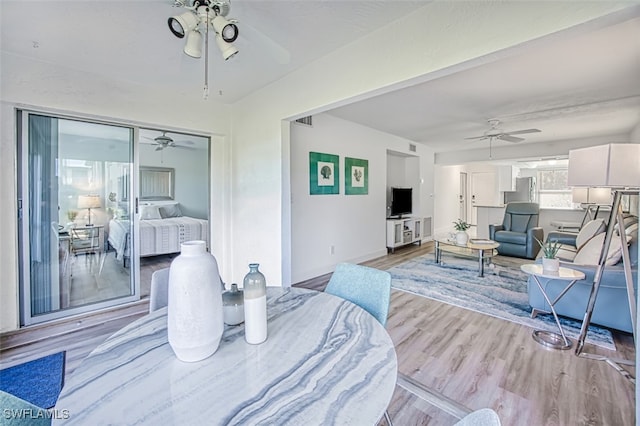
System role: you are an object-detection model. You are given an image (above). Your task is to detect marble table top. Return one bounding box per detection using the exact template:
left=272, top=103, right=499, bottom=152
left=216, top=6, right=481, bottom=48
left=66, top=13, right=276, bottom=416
left=54, top=287, right=397, bottom=425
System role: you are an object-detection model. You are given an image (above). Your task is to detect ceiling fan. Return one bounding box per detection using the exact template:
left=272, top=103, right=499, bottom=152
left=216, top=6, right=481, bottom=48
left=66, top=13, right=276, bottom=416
left=465, top=119, right=541, bottom=143
left=142, top=132, right=195, bottom=151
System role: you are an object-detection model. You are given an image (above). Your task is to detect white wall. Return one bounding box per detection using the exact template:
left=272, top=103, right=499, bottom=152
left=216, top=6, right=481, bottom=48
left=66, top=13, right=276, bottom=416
left=290, top=113, right=431, bottom=283
left=139, top=144, right=209, bottom=219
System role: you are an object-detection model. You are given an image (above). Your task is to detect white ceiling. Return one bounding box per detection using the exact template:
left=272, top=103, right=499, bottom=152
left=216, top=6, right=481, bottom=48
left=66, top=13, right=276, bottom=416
left=326, top=14, right=640, bottom=154
left=0, top=0, right=425, bottom=102
left=2, top=1, right=639, bottom=156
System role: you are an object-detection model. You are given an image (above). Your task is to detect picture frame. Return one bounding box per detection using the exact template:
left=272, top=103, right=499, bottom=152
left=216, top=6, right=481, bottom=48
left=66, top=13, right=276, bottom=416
left=345, top=157, right=368, bottom=195
left=309, top=152, right=339, bottom=195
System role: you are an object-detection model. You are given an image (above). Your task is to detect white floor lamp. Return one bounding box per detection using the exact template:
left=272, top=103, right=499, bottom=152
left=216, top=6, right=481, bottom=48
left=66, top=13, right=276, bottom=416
left=568, top=143, right=640, bottom=382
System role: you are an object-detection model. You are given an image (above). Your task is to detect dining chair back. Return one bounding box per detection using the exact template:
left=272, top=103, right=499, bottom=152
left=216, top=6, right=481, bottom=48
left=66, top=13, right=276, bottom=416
left=149, top=268, right=170, bottom=312
left=325, top=263, right=392, bottom=326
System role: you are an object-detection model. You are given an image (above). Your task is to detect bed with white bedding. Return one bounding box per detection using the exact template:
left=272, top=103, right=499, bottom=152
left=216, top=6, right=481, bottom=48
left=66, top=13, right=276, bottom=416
left=107, top=203, right=209, bottom=264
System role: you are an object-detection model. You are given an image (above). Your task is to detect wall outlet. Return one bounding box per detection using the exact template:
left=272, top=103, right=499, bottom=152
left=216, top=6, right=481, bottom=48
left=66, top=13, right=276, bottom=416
left=330, top=245, right=335, bottom=255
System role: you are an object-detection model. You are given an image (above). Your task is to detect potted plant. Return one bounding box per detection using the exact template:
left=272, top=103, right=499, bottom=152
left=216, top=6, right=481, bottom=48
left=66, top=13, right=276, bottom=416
left=535, top=237, right=562, bottom=272
left=452, top=219, right=471, bottom=246
left=66, top=210, right=78, bottom=229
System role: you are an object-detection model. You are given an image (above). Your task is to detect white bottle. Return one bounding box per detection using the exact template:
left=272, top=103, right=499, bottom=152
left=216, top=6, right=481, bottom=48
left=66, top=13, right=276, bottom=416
left=243, top=263, right=267, bottom=344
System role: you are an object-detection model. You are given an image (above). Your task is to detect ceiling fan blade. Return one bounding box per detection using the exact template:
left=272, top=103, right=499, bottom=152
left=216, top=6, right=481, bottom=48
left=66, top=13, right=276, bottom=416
left=504, top=128, right=541, bottom=136
left=174, top=145, right=196, bottom=150
left=155, top=146, right=163, bottom=151
left=498, top=134, right=525, bottom=143
left=464, top=136, right=487, bottom=140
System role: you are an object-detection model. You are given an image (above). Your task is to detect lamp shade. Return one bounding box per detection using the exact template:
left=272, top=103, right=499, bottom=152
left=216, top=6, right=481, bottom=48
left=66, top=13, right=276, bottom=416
left=216, top=35, right=238, bottom=60
left=571, top=187, right=612, bottom=204
left=212, top=15, right=238, bottom=42
left=168, top=11, right=200, bottom=38
left=184, top=30, right=203, bottom=58
left=77, top=195, right=101, bottom=209
left=568, top=143, right=640, bottom=188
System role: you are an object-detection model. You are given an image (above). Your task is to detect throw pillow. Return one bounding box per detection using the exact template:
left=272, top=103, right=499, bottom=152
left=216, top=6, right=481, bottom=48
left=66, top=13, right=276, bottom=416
left=575, top=219, right=606, bottom=250
left=159, top=203, right=182, bottom=218
left=140, top=205, right=162, bottom=220
left=573, top=232, right=629, bottom=266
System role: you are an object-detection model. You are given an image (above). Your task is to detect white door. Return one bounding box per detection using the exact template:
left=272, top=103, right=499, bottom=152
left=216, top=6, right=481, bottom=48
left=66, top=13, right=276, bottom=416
left=470, top=172, right=498, bottom=225
left=459, top=172, right=468, bottom=222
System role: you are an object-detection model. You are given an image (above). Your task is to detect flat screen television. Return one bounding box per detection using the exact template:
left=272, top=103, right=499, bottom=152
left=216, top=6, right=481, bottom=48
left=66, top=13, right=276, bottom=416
left=390, top=187, right=412, bottom=217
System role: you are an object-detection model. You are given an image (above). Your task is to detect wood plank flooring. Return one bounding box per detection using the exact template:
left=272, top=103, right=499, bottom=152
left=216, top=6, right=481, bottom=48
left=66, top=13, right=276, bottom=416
left=0, top=243, right=635, bottom=425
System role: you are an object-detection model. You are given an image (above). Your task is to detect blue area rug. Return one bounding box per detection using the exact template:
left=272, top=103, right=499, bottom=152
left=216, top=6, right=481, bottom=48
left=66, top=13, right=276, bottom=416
left=0, top=351, right=66, bottom=409
left=388, top=255, right=615, bottom=350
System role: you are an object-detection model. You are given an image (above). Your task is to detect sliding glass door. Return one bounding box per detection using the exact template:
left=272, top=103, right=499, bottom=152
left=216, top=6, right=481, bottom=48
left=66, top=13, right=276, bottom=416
left=18, top=111, right=139, bottom=325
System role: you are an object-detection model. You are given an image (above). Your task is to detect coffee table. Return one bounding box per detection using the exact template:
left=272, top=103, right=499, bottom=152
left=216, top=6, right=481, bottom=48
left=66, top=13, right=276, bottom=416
left=434, top=237, right=500, bottom=277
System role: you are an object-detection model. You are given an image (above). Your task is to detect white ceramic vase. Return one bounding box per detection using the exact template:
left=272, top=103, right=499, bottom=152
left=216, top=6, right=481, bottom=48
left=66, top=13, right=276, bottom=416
left=167, top=240, right=224, bottom=362
left=455, top=231, right=469, bottom=246
left=542, top=257, right=560, bottom=273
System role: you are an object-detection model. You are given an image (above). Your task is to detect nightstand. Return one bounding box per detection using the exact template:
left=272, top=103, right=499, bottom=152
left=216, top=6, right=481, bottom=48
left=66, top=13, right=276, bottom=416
left=70, top=225, right=104, bottom=256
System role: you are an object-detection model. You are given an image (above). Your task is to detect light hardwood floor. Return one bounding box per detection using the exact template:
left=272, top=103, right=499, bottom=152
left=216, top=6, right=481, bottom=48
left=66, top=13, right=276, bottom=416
left=1, top=243, right=635, bottom=425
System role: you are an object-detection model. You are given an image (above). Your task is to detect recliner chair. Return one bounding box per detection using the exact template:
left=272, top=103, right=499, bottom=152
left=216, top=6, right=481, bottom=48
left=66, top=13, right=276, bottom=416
left=489, top=202, right=543, bottom=259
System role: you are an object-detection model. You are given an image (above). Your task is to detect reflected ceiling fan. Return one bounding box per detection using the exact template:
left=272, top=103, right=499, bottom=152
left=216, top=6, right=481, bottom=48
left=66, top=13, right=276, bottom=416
left=465, top=119, right=541, bottom=143
left=142, top=132, right=195, bottom=151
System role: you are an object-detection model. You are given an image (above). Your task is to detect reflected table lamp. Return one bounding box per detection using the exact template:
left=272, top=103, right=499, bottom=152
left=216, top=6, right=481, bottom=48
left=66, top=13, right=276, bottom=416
left=77, top=195, right=101, bottom=226
left=568, top=143, right=640, bottom=379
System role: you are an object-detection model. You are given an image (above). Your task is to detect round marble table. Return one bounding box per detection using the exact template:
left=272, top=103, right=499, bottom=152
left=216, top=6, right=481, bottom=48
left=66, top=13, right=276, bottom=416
left=54, top=287, right=397, bottom=425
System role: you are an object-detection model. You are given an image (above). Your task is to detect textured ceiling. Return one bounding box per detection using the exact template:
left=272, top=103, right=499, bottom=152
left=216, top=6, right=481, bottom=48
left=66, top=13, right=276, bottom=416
left=0, top=0, right=425, bottom=102
left=327, top=15, right=640, bottom=153
left=1, top=1, right=639, bottom=156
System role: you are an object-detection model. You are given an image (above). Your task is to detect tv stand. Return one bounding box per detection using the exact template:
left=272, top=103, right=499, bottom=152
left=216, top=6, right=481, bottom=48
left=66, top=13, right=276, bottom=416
left=386, top=217, right=423, bottom=253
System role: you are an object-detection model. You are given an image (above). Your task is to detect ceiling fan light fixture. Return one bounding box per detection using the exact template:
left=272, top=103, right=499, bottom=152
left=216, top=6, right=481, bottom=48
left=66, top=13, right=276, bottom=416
left=168, top=11, right=200, bottom=38
left=212, top=15, right=239, bottom=43
left=183, top=30, right=203, bottom=58
left=216, top=35, right=238, bottom=60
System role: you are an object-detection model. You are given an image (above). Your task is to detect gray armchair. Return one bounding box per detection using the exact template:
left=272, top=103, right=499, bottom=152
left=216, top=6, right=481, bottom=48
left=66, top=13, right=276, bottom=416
left=489, top=202, right=543, bottom=259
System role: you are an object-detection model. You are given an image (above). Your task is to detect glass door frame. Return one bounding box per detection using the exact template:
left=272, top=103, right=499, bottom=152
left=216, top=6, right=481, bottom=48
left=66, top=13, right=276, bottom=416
left=17, top=108, right=141, bottom=326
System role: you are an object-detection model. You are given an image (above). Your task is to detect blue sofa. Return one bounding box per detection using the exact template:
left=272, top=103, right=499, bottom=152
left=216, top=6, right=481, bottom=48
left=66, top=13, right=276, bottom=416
left=527, top=215, right=638, bottom=333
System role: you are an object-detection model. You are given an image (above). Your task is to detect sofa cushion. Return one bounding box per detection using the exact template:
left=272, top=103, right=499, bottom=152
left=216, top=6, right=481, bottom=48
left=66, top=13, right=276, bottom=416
left=576, top=219, right=605, bottom=249
left=494, top=231, right=527, bottom=245
left=573, top=232, right=628, bottom=266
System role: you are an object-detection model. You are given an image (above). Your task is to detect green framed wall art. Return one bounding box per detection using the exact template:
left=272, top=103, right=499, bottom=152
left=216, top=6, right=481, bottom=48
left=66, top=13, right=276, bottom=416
left=309, top=152, right=339, bottom=195
left=345, top=157, right=368, bottom=195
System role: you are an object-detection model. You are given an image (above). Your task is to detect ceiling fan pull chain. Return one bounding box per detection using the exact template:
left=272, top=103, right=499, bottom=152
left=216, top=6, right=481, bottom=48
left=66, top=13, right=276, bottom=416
left=203, top=7, right=210, bottom=100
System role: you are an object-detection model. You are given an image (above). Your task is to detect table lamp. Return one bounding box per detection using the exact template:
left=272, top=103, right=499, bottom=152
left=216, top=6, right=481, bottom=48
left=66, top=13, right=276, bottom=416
left=77, top=195, right=101, bottom=226
left=568, top=143, right=639, bottom=379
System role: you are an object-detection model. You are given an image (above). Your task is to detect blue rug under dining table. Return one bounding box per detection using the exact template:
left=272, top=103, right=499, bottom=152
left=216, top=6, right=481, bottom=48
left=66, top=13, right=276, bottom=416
left=388, top=254, right=615, bottom=350
left=0, top=351, right=66, bottom=409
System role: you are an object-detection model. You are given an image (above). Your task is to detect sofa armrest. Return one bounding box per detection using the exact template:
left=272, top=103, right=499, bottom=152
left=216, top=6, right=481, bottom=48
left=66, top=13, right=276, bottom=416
left=558, top=261, right=637, bottom=289
left=527, top=227, right=544, bottom=258
left=547, top=231, right=578, bottom=247
left=489, top=224, right=503, bottom=240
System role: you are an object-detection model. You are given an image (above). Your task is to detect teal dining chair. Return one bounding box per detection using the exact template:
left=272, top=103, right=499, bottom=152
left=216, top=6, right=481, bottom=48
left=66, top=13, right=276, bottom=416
left=325, top=262, right=394, bottom=425
left=325, top=263, right=392, bottom=326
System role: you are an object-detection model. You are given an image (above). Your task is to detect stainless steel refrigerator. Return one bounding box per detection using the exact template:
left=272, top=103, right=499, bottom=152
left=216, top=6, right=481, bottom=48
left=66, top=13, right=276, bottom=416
left=504, top=177, right=536, bottom=203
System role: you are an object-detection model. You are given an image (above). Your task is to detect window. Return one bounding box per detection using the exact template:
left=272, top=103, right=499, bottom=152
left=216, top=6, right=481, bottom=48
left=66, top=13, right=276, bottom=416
left=537, top=168, right=573, bottom=208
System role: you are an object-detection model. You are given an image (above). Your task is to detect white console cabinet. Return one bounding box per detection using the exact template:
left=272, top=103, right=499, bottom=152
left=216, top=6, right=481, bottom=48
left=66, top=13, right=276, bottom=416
left=386, top=217, right=423, bottom=253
